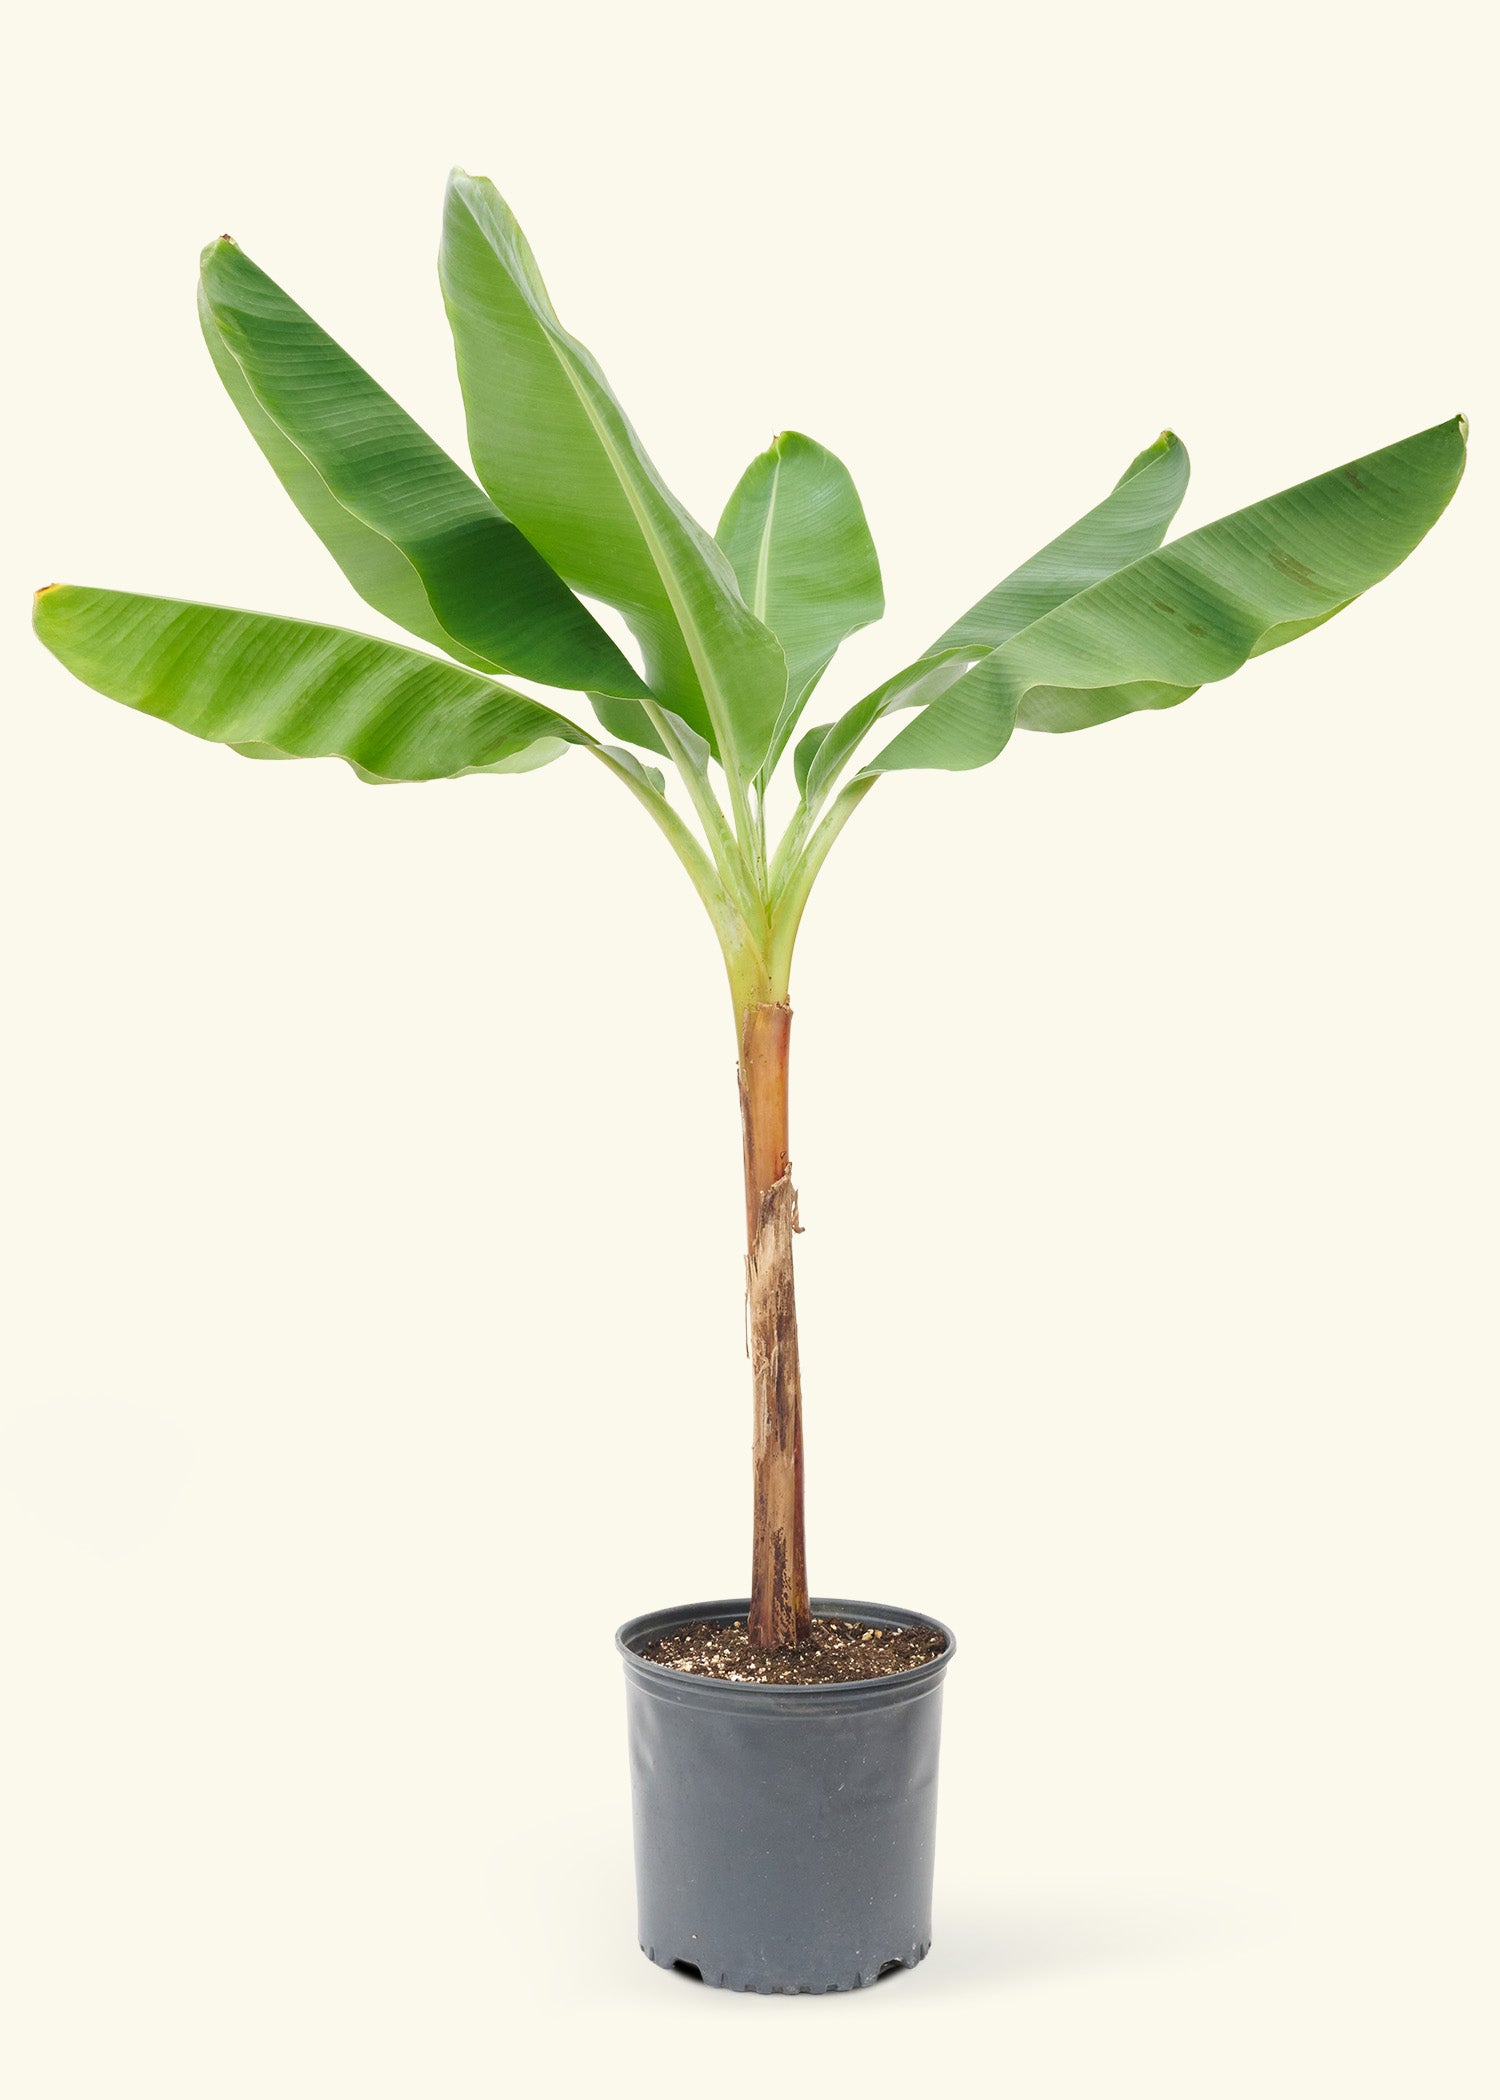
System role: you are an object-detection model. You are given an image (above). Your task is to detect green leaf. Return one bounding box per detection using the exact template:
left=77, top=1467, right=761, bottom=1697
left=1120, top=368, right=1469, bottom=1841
left=715, top=430, right=883, bottom=778
left=793, top=721, right=833, bottom=798
left=199, top=239, right=645, bottom=700
left=932, top=429, right=1190, bottom=652
left=439, top=169, right=787, bottom=773
left=788, top=435, right=1186, bottom=807
left=33, top=586, right=593, bottom=783
left=198, top=286, right=489, bottom=678
left=870, top=416, right=1467, bottom=773
left=797, top=648, right=981, bottom=810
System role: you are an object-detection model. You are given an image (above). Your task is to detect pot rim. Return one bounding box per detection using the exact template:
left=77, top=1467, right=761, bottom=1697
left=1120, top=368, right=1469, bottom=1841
left=615, top=1594, right=956, bottom=1702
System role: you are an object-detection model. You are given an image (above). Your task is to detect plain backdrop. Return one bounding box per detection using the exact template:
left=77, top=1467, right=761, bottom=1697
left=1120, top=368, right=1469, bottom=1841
left=2, top=1, right=1495, bottom=2092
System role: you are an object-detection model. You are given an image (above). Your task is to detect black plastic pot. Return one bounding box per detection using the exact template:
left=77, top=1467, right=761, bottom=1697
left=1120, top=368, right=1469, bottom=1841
left=616, top=1595, right=956, bottom=1994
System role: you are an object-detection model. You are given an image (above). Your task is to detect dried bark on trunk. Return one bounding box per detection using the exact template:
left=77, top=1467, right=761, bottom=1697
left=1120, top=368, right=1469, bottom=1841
left=739, top=999, right=811, bottom=1650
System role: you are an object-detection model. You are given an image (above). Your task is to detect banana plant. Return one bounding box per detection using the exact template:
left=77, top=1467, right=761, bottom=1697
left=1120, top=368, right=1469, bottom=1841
left=33, top=170, right=1466, bottom=1649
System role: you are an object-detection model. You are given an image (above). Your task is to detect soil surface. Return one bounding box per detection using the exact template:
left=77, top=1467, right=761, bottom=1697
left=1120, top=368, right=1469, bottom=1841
left=637, top=1615, right=946, bottom=1685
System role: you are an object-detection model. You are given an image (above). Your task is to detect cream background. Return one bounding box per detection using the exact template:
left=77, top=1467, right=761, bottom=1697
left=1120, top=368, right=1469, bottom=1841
left=2, top=1, right=1494, bottom=2091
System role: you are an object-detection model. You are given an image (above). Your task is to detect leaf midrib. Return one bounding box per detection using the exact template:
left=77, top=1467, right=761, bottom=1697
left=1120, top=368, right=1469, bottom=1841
left=552, top=342, right=743, bottom=766
left=751, top=451, right=782, bottom=625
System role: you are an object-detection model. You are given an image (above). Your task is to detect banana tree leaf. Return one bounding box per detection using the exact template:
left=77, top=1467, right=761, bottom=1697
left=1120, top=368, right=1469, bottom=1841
left=931, top=429, right=1190, bottom=653
left=439, top=169, right=787, bottom=772
left=793, top=721, right=833, bottom=798
left=789, top=434, right=1185, bottom=806
left=198, top=289, right=489, bottom=677
left=794, top=647, right=982, bottom=811
left=870, top=416, right=1467, bottom=773
left=199, top=239, right=645, bottom=701
left=33, top=586, right=594, bottom=783
left=715, top=430, right=883, bottom=778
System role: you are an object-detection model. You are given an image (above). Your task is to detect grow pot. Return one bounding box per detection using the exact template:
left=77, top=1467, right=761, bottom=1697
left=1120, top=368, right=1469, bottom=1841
left=616, top=1596, right=956, bottom=1994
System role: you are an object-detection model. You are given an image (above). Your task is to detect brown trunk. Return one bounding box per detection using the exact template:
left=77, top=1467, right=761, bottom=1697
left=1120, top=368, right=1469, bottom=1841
left=739, top=999, right=811, bottom=1650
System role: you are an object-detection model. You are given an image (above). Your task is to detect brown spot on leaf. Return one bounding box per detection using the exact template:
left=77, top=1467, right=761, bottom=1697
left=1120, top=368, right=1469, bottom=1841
left=1343, top=466, right=1365, bottom=490
left=1270, top=549, right=1321, bottom=590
